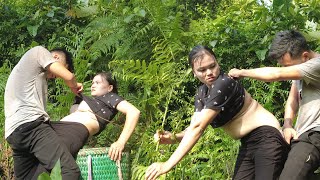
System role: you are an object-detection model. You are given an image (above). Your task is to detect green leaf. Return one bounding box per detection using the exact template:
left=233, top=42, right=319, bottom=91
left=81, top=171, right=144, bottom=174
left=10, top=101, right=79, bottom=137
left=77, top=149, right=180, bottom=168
left=33, top=10, right=40, bottom=19
left=255, top=49, right=268, bottom=61
left=37, top=173, right=51, bottom=180
left=30, top=41, right=39, bottom=47
left=273, top=0, right=292, bottom=11
left=138, top=9, right=146, bottom=17
left=36, top=159, right=62, bottom=180
left=47, top=10, right=54, bottom=18
left=27, top=25, right=39, bottom=37
left=306, top=31, right=320, bottom=41
left=209, top=40, right=218, bottom=48
left=124, top=14, right=134, bottom=23
left=73, top=5, right=98, bottom=18
left=50, top=159, right=62, bottom=180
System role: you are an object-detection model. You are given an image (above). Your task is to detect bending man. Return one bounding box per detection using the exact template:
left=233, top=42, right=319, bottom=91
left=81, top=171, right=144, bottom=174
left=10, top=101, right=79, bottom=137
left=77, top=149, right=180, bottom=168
left=229, top=30, right=320, bottom=180
left=5, top=46, right=83, bottom=179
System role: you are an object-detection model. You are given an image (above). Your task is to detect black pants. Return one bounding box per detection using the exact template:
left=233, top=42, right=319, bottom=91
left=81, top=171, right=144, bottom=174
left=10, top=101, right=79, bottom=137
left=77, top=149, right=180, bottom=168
left=51, top=121, right=89, bottom=158
left=233, top=126, right=290, bottom=180
left=6, top=117, right=80, bottom=180
left=280, top=130, right=320, bottom=180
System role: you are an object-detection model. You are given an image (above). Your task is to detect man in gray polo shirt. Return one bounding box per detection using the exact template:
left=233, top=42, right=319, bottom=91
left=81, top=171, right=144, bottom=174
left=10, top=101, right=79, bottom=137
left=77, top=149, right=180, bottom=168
left=5, top=46, right=83, bottom=179
left=228, top=30, right=320, bottom=180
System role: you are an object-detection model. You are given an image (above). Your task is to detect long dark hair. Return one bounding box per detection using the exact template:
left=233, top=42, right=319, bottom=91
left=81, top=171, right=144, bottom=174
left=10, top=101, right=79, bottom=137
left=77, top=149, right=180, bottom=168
left=188, top=45, right=217, bottom=69
left=96, top=72, right=118, bottom=94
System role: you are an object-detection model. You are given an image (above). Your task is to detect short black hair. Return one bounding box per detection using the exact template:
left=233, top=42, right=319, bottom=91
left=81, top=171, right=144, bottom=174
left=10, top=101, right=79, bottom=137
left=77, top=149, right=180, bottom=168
left=50, top=48, right=74, bottom=73
left=268, top=30, right=310, bottom=61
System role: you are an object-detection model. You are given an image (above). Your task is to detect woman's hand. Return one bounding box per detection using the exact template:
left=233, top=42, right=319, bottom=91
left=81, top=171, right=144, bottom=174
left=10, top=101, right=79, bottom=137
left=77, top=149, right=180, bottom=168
left=108, top=141, right=125, bottom=161
left=154, top=130, right=176, bottom=144
left=145, top=162, right=170, bottom=180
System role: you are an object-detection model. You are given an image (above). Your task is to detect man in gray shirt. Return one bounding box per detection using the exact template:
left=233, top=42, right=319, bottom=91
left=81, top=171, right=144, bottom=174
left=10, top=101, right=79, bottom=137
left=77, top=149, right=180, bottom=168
left=228, top=30, right=320, bottom=180
left=5, top=46, right=83, bottom=179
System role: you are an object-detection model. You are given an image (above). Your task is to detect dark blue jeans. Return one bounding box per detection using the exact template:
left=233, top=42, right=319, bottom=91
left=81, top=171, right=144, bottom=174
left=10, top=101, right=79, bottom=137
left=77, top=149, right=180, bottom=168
left=280, top=130, right=320, bottom=180
left=233, top=126, right=290, bottom=180
left=6, top=117, right=80, bottom=180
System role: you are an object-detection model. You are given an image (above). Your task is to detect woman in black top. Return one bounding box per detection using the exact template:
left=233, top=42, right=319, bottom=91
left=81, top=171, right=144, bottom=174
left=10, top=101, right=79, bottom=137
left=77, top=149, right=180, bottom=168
left=146, top=45, right=289, bottom=180
left=51, top=72, right=140, bottom=161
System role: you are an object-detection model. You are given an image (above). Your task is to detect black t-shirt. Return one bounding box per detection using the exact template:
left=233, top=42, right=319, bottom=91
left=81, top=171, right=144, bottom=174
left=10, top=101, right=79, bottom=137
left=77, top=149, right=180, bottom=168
left=194, top=71, right=245, bottom=128
left=77, top=93, right=124, bottom=135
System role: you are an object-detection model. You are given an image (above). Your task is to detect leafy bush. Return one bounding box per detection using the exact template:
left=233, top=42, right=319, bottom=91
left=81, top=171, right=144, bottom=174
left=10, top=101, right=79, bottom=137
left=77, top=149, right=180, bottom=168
left=1, top=0, right=320, bottom=179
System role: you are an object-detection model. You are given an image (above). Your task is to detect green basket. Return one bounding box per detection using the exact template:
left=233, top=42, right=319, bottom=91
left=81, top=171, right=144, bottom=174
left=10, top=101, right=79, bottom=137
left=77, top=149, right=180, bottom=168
left=76, top=147, right=130, bottom=180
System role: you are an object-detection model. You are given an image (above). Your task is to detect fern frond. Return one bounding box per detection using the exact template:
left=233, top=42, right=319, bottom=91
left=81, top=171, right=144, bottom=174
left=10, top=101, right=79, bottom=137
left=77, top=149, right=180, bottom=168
left=132, top=165, right=148, bottom=180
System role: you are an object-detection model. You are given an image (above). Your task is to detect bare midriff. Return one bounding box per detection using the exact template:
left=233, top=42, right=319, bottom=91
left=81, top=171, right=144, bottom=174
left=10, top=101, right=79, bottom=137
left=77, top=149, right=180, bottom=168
left=60, top=101, right=100, bottom=136
left=223, top=90, right=281, bottom=139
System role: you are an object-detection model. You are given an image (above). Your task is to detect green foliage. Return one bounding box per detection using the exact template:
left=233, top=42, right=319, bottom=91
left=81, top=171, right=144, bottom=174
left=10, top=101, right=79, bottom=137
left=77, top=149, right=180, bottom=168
left=0, top=61, right=11, bottom=136
left=244, top=78, right=290, bottom=120
left=106, top=57, right=194, bottom=150
left=0, top=0, right=84, bottom=65
left=1, top=0, right=320, bottom=179
left=172, top=128, right=239, bottom=179
left=0, top=61, right=13, bottom=179
left=132, top=165, right=148, bottom=180
left=37, top=159, right=62, bottom=180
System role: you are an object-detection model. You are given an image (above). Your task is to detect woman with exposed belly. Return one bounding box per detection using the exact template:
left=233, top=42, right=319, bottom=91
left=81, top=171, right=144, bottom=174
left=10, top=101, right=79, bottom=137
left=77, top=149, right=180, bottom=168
left=146, top=45, right=289, bottom=180
left=223, top=90, right=281, bottom=139
left=60, top=110, right=100, bottom=136
left=51, top=72, right=140, bottom=161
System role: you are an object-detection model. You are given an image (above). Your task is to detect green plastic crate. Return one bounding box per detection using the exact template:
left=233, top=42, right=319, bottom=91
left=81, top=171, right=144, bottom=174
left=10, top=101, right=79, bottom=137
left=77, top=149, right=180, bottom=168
left=76, top=147, right=130, bottom=180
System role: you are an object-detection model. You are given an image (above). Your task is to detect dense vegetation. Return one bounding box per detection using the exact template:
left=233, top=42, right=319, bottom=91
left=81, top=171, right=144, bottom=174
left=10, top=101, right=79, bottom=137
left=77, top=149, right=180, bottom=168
left=1, top=0, right=320, bottom=179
